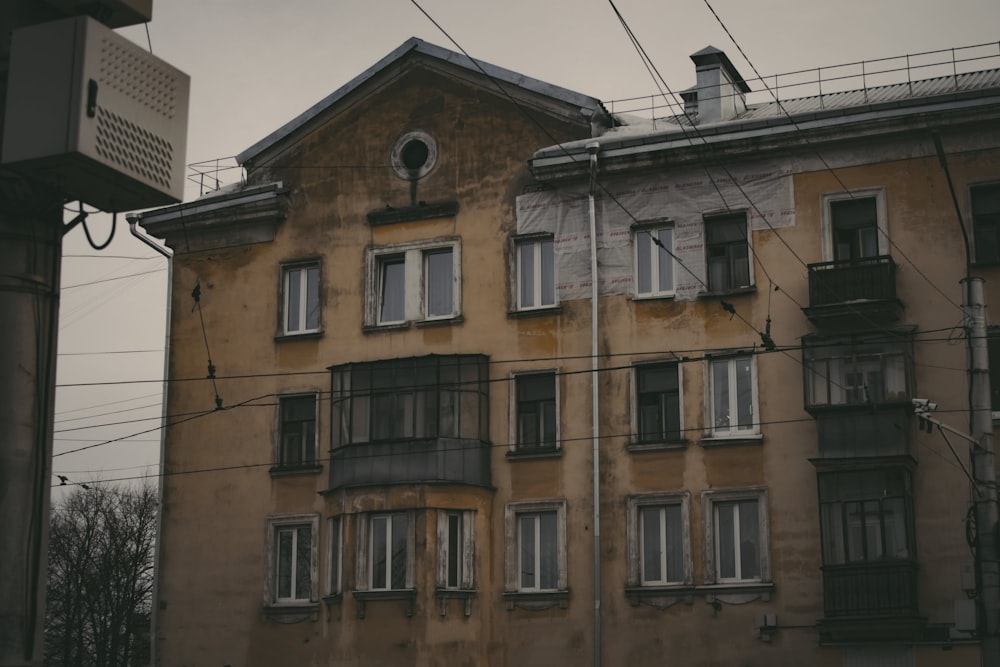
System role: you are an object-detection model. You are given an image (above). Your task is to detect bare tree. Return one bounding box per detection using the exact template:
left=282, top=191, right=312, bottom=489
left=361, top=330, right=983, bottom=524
left=45, top=482, right=156, bottom=667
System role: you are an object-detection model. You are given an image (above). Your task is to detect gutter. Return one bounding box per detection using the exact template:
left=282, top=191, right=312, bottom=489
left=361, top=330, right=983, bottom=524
left=586, top=140, right=602, bottom=667
left=127, top=218, right=172, bottom=667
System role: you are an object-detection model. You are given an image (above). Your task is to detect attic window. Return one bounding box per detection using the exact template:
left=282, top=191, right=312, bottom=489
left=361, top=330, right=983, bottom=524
left=392, top=130, right=437, bottom=180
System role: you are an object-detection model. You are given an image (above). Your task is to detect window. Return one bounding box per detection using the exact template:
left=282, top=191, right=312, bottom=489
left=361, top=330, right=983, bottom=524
left=705, top=213, right=751, bottom=291
left=266, top=515, right=319, bottom=605
left=803, top=334, right=911, bottom=409
left=504, top=500, right=567, bottom=593
left=378, top=255, right=406, bottom=324
left=282, top=262, right=320, bottom=335
left=325, top=516, right=342, bottom=597
left=831, top=197, right=879, bottom=262
left=366, top=239, right=460, bottom=326
left=330, top=355, right=489, bottom=447
left=821, top=189, right=887, bottom=262
left=819, top=469, right=914, bottom=565
left=514, top=372, right=557, bottom=451
left=708, top=356, right=757, bottom=436
left=634, top=362, right=681, bottom=443
left=973, top=183, right=1000, bottom=264
left=437, top=510, right=475, bottom=590
left=516, top=236, right=556, bottom=310
left=361, top=512, right=412, bottom=591
left=626, top=494, right=691, bottom=588
left=634, top=225, right=674, bottom=297
left=277, top=394, right=317, bottom=466
left=702, top=489, right=769, bottom=585
left=990, top=328, right=1000, bottom=417
left=425, top=249, right=454, bottom=318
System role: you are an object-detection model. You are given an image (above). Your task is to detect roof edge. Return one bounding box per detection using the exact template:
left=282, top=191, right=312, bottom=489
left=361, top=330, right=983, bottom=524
left=235, top=37, right=606, bottom=165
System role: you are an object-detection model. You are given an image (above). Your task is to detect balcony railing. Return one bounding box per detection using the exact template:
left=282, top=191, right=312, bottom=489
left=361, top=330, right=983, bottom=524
left=822, top=560, right=918, bottom=618
left=328, top=437, right=491, bottom=490
left=808, top=255, right=898, bottom=307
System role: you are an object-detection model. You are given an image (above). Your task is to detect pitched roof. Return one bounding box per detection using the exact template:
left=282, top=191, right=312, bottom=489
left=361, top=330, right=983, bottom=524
left=236, top=37, right=607, bottom=165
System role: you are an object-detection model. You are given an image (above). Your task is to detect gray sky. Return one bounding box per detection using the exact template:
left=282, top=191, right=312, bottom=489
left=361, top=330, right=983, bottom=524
left=52, top=0, right=1000, bottom=492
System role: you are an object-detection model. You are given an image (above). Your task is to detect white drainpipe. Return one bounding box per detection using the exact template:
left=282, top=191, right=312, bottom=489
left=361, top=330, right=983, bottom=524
left=586, top=141, right=601, bottom=667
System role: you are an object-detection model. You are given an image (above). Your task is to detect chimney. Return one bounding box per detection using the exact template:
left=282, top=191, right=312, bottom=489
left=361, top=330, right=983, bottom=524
left=689, top=46, right=750, bottom=124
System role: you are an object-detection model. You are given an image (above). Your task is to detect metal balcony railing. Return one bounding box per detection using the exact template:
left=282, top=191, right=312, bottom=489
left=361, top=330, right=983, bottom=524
left=807, top=255, right=897, bottom=308
left=822, top=560, right=919, bottom=618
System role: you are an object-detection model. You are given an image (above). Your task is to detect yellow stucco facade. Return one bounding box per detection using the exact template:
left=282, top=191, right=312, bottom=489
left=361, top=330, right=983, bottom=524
left=140, top=39, right=1000, bottom=666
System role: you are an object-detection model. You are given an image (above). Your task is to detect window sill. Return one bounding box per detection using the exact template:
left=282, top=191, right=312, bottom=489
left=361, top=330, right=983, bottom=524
left=699, top=581, right=774, bottom=604
left=700, top=434, right=763, bottom=448
left=627, top=439, right=689, bottom=453
left=415, top=314, right=463, bottom=328
left=274, top=330, right=324, bottom=343
left=269, top=463, right=323, bottom=478
left=507, top=305, right=562, bottom=319
left=262, top=602, right=320, bottom=622
left=506, top=448, right=562, bottom=461
left=698, top=286, right=756, bottom=299
left=625, top=582, right=774, bottom=608
left=503, top=590, right=569, bottom=611
left=352, top=589, right=416, bottom=619
left=631, top=293, right=677, bottom=302
left=362, top=322, right=412, bottom=334
left=625, top=585, right=695, bottom=609
left=322, top=593, right=343, bottom=607
left=435, top=588, right=476, bottom=617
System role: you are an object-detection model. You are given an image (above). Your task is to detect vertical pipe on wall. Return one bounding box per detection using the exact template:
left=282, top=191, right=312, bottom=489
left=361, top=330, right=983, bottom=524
left=128, top=219, right=172, bottom=667
left=586, top=141, right=601, bottom=667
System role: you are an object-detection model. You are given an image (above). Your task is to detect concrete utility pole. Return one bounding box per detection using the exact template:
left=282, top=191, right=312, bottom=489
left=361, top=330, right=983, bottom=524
left=964, top=277, right=1000, bottom=667
left=0, top=5, right=64, bottom=666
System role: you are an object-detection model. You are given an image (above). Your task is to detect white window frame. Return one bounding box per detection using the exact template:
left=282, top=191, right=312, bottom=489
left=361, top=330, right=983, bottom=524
left=514, top=234, right=556, bottom=311
left=264, top=514, right=319, bottom=605
left=437, top=510, right=475, bottom=590
left=281, top=260, right=321, bottom=335
left=706, top=354, right=759, bottom=438
left=365, top=238, right=461, bottom=327
left=820, top=188, right=888, bottom=262
left=633, top=223, right=675, bottom=298
left=276, top=392, right=318, bottom=466
left=701, top=488, right=770, bottom=586
left=355, top=511, right=415, bottom=592
left=503, top=500, right=567, bottom=593
left=510, top=369, right=560, bottom=452
left=626, top=493, right=692, bottom=588
left=326, top=516, right=343, bottom=597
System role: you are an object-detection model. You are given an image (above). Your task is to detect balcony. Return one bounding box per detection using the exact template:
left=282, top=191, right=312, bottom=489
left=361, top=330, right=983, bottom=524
left=819, top=560, right=925, bottom=642
left=804, top=255, right=902, bottom=329
left=328, top=437, right=491, bottom=490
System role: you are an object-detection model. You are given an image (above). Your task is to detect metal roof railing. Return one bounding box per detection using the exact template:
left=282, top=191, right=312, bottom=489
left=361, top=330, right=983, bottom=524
left=607, top=41, right=1000, bottom=120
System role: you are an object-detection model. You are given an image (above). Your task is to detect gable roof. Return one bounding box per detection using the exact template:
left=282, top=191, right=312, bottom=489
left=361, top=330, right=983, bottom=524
left=236, top=37, right=607, bottom=166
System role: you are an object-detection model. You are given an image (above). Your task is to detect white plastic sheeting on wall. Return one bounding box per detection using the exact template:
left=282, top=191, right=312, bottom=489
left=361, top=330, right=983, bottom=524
left=516, top=161, right=794, bottom=301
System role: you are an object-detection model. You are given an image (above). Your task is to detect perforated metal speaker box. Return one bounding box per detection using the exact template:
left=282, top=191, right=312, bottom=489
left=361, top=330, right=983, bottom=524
left=2, top=16, right=189, bottom=212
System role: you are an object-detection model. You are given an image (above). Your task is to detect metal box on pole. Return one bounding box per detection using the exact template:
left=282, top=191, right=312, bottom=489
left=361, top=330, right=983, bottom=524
left=1, top=15, right=189, bottom=212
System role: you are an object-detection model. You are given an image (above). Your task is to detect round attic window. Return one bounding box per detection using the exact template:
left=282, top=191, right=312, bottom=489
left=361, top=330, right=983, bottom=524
left=391, top=130, right=437, bottom=180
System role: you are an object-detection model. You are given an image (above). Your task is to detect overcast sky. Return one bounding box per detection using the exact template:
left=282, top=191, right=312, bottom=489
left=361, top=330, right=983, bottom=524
left=51, top=0, right=1000, bottom=493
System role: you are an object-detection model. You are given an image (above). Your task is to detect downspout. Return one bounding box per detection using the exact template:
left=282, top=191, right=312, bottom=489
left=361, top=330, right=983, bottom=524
left=586, top=141, right=601, bottom=667
left=128, top=217, right=172, bottom=667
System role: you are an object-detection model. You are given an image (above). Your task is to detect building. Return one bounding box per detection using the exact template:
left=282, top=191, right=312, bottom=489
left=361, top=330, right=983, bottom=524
left=135, top=38, right=1000, bottom=666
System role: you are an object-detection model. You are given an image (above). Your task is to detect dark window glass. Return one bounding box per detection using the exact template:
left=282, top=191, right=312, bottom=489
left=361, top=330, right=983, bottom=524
left=973, top=184, right=1000, bottom=264
left=636, top=364, right=680, bottom=442
left=517, top=373, right=557, bottom=449
left=831, top=197, right=879, bottom=262
left=279, top=395, right=316, bottom=465
left=705, top=214, right=750, bottom=291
